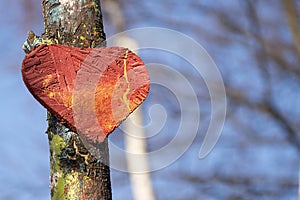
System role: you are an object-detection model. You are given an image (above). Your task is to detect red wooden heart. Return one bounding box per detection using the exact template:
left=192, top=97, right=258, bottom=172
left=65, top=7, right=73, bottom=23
left=22, top=44, right=150, bottom=143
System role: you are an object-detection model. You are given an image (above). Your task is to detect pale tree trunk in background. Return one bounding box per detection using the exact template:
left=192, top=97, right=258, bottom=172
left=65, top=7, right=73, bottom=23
left=282, top=0, right=300, bottom=57
left=103, top=0, right=155, bottom=199
left=41, top=1, right=111, bottom=199
left=281, top=1, right=300, bottom=198
left=124, top=108, right=155, bottom=200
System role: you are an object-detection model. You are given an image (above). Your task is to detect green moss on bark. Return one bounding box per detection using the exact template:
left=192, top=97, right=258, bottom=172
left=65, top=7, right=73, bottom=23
left=23, top=1, right=112, bottom=199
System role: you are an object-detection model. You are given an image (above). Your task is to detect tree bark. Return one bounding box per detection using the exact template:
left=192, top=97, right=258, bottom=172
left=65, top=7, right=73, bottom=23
left=40, top=1, right=112, bottom=199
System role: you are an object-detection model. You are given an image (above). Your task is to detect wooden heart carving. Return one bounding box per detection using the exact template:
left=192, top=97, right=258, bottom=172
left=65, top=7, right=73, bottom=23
left=22, top=44, right=150, bottom=143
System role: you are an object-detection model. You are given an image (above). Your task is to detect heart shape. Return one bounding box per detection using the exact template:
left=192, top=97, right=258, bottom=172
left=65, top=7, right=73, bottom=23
left=22, top=44, right=150, bottom=143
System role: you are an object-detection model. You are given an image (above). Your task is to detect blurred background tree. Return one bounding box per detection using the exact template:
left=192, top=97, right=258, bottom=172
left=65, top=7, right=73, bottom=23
left=1, top=0, right=299, bottom=199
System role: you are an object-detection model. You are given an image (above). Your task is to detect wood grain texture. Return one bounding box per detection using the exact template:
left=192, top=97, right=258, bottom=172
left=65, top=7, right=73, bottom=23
left=22, top=44, right=150, bottom=143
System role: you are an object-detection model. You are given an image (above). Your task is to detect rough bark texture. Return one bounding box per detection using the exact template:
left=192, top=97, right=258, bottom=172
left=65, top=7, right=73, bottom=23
left=40, top=1, right=112, bottom=199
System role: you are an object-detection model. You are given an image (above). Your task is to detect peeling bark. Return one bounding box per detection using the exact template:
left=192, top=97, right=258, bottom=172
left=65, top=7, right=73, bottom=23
left=31, top=1, right=111, bottom=199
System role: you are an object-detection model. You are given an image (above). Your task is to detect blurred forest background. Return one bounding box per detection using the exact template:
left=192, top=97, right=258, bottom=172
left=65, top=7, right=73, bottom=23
left=0, top=0, right=300, bottom=199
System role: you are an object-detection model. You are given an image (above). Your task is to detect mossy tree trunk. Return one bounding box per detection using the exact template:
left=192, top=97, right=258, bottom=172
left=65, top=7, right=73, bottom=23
left=40, top=1, right=111, bottom=199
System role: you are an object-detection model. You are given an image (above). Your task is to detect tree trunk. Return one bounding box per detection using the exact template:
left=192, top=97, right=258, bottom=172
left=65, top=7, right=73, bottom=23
left=41, top=1, right=112, bottom=199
